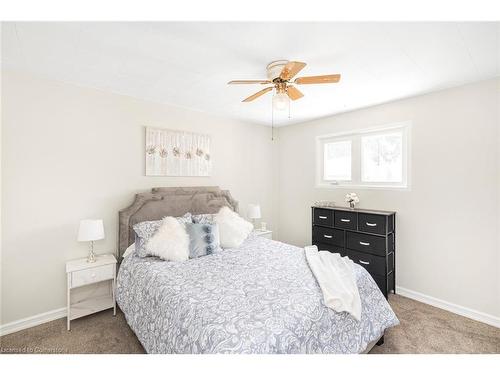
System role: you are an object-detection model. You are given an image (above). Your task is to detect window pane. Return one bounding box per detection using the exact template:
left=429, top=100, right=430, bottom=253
left=361, top=132, right=403, bottom=183
left=323, top=140, right=351, bottom=181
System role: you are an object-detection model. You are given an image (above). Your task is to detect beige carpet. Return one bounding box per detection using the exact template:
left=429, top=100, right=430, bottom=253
left=1, top=295, right=499, bottom=354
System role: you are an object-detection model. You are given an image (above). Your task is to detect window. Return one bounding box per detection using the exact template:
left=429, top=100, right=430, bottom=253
left=317, top=123, right=410, bottom=189
left=323, top=140, right=351, bottom=181
left=361, top=132, right=403, bottom=183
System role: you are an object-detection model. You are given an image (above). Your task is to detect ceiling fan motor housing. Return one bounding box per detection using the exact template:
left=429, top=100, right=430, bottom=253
left=266, top=60, right=289, bottom=81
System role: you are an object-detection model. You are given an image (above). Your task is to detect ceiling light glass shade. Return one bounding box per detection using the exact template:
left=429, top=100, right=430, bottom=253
left=273, top=92, right=289, bottom=111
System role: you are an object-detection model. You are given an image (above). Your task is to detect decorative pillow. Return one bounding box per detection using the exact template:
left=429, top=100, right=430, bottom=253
left=123, top=243, right=135, bottom=258
left=185, top=223, right=221, bottom=258
left=215, top=206, right=253, bottom=248
left=192, top=213, right=216, bottom=224
left=144, top=217, right=190, bottom=261
left=133, top=213, right=192, bottom=257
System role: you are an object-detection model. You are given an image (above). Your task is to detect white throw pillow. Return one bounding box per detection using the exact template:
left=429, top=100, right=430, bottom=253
left=145, top=217, right=189, bottom=261
left=215, top=206, right=253, bottom=248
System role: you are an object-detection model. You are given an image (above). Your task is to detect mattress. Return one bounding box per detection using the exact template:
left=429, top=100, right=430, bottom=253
left=116, top=234, right=399, bottom=353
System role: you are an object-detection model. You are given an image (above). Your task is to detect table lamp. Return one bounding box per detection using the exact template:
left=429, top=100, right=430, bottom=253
left=77, top=219, right=105, bottom=263
left=247, top=204, right=261, bottom=228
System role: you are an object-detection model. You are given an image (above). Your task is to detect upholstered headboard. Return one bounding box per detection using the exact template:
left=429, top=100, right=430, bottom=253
left=118, top=186, right=238, bottom=259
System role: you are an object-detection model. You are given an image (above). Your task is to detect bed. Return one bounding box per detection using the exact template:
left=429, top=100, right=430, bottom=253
left=116, top=187, right=399, bottom=354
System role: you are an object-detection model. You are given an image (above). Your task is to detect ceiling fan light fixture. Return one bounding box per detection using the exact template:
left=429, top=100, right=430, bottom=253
left=273, top=92, right=289, bottom=111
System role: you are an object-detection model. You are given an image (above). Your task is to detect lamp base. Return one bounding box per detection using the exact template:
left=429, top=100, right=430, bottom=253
left=87, top=242, right=97, bottom=263
left=251, top=218, right=258, bottom=229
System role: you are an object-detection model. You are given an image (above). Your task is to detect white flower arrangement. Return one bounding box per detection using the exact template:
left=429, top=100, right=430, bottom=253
left=345, top=193, right=359, bottom=208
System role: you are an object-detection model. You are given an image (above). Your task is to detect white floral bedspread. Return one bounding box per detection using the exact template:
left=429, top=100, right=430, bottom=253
left=116, top=235, right=399, bottom=353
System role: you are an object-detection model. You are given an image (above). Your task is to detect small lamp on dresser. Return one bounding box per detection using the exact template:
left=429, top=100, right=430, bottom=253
left=247, top=204, right=261, bottom=228
left=77, top=219, right=105, bottom=263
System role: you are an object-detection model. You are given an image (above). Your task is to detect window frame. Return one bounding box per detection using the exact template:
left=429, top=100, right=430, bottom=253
left=315, top=122, right=411, bottom=190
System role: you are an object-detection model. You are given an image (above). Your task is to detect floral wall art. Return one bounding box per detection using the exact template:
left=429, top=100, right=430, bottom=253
left=145, top=127, right=212, bottom=176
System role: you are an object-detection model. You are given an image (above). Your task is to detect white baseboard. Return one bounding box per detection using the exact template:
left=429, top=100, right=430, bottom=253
left=396, top=286, right=500, bottom=329
left=0, top=307, right=66, bottom=336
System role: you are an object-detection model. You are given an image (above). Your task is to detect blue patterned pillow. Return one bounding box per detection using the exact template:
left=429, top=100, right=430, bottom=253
left=192, top=213, right=216, bottom=224
left=133, top=213, right=192, bottom=258
left=185, top=223, right=221, bottom=258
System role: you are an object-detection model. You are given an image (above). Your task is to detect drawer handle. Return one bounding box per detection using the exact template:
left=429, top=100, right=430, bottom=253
left=359, top=260, right=370, bottom=265
left=318, top=216, right=328, bottom=219
left=340, top=219, right=351, bottom=222
left=323, top=235, right=333, bottom=239
left=359, top=241, right=370, bottom=246
left=366, top=222, right=377, bottom=227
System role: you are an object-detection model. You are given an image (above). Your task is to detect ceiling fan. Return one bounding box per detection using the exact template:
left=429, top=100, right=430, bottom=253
left=228, top=60, right=341, bottom=110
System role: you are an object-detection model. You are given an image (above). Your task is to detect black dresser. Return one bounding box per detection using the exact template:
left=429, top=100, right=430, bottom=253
left=311, top=206, right=396, bottom=298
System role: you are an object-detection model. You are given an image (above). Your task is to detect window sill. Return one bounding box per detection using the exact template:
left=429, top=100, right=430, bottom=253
left=316, top=183, right=411, bottom=191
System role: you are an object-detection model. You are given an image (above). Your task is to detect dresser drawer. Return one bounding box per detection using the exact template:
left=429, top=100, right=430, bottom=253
left=347, top=249, right=386, bottom=276
left=71, top=264, right=114, bottom=288
left=358, top=213, right=387, bottom=235
left=334, top=210, right=357, bottom=230
left=346, top=231, right=387, bottom=256
left=313, top=242, right=347, bottom=257
left=313, top=208, right=333, bottom=226
left=371, top=273, right=388, bottom=296
left=312, top=226, right=344, bottom=247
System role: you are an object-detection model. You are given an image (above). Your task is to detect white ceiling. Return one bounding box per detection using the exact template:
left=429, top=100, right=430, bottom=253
left=2, top=22, right=499, bottom=126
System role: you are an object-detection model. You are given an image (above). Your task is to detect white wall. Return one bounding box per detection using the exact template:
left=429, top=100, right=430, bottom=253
left=1, top=70, right=275, bottom=324
left=275, top=78, right=500, bottom=318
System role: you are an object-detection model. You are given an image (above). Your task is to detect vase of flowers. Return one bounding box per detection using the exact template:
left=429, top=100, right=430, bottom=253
left=345, top=193, right=359, bottom=209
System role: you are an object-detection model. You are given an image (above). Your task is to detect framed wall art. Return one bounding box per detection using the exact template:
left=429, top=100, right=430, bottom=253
left=145, top=127, right=212, bottom=176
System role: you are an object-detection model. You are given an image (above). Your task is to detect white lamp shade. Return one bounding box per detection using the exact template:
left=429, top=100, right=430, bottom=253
left=77, top=219, right=105, bottom=242
left=247, top=204, right=261, bottom=219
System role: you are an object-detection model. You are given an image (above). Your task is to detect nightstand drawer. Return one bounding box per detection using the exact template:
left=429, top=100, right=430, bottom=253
left=334, top=211, right=357, bottom=230
left=71, top=264, right=114, bottom=288
left=358, top=213, right=387, bottom=234
left=346, top=231, right=387, bottom=256
left=312, top=226, right=344, bottom=247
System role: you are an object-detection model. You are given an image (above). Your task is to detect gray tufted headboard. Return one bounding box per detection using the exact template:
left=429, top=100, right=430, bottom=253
left=118, top=186, right=238, bottom=259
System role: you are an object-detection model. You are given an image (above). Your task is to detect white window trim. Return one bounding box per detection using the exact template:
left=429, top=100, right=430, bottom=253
left=315, top=121, right=412, bottom=191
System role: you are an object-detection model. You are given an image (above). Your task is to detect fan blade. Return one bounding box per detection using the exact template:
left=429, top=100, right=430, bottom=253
left=228, top=80, right=272, bottom=85
left=294, top=74, right=341, bottom=84
left=286, top=86, right=304, bottom=101
left=242, top=87, right=273, bottom=102
left=280, top=61, right=307, bottom=80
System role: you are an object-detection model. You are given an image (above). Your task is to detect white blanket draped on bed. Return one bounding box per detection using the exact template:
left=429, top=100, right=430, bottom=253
left=305, top=245, right=362, bottom=321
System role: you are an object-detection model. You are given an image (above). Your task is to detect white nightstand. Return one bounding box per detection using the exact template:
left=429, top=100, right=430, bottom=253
left=66, top=254, right=117, bottom=330
left=253, top=229, right=273, bottom=240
